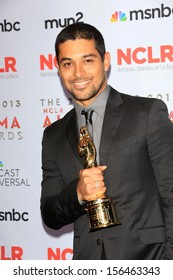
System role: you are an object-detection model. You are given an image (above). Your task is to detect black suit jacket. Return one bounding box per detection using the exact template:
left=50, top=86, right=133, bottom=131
left=41, top=87, right=173, bottom=259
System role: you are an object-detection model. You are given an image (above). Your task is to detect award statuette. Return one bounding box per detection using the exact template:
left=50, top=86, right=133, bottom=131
left=78, top=126, right=120, bottom=231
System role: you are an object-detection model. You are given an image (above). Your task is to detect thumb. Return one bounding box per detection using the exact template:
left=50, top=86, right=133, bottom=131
left=98, top=165, right=107, bottom=171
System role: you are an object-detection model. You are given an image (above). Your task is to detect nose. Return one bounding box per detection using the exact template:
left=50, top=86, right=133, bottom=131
left=73, top=63, right=85, bottom=78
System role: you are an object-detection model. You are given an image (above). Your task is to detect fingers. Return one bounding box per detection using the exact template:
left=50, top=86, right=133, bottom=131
left=77, top=166, right=107, bottom=202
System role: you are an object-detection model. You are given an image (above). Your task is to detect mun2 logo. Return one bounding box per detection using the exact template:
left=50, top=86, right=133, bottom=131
left=110, top=11, right=127, bottom=22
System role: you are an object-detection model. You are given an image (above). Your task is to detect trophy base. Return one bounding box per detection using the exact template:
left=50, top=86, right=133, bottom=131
left=86, top=196, right=120, bottom=232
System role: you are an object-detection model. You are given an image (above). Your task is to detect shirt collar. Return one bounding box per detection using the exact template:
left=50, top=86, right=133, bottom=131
left=74, top=85, right=110, bottom=119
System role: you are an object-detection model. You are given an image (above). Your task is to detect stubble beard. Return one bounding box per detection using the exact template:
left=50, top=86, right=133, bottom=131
left=69, top=76, right=106, bottom=102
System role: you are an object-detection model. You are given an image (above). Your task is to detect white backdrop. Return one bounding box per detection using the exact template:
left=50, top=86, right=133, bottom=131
left=0, top=0, right=173, bottom=260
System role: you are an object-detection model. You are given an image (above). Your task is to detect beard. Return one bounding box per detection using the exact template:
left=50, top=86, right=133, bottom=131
left=67, top=76, right=106, bottom=102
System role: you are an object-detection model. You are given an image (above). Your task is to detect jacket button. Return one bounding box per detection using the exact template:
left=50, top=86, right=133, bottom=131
left=97, top=239, right=102, bottom=246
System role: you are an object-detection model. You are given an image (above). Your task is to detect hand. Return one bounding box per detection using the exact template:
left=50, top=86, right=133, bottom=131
left=77, top=165, right=107, bottom=202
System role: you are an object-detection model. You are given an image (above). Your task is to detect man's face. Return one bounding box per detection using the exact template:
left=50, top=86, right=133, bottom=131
left=57, top=39, right=110, bottom=107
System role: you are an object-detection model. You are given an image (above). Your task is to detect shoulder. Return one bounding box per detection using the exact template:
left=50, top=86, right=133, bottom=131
left=43, top=108, right=75, bottom=139
left=109, top=86, right=167, bottom=112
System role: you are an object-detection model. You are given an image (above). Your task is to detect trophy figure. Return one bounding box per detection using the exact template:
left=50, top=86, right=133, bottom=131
left=78, top=126, right=120, bottom=231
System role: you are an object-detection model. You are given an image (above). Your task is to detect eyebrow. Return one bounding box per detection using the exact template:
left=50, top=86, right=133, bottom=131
left=59, top=53, right=97, bottom=64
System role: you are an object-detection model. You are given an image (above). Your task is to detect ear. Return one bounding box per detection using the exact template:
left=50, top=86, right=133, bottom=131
left=55, top=60, right=61, bottom=77
left=104, top=52, right=111, bottom=72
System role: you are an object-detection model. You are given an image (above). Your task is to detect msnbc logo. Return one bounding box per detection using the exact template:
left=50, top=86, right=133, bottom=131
left=110, top=11, right=127, bottom=22
left=0, top=161, right=3, bottom=167
left=110, top=4, right=173, bottom=22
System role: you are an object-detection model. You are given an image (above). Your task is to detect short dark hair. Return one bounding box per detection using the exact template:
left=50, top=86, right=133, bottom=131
left=55, top=23, right=106, bottom=62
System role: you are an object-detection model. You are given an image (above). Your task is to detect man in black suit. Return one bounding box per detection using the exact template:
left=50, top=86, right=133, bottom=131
left=41, top=23, right=173, bottom=259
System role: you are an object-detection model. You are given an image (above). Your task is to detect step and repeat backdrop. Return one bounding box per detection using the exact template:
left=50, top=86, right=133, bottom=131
left=0, top=0, right=173, bottom=260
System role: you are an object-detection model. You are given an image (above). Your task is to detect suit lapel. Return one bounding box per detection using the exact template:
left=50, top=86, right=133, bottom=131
left=99, top=87, right=125, bottom=165
left=65, top=88, right=125, bottom=168
left=66, top=109, right=84, bottom=167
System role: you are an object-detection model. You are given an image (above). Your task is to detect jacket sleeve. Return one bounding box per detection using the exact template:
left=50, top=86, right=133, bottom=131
left=40, top=126, right=85, bottom=230
left=147, top=99, right=173, bottom=259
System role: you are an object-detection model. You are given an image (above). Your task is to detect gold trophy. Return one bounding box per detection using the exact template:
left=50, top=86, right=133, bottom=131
left=78, top=126, right=120, bottom=231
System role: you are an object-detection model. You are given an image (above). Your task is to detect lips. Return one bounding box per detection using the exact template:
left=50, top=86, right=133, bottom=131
left=72, top=79, right=91, bottom=89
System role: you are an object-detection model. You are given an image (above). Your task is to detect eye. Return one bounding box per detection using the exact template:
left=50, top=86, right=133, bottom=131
left=84, top=59, right=93, bottom=64
left=63, top=62, right=72, bottom=68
